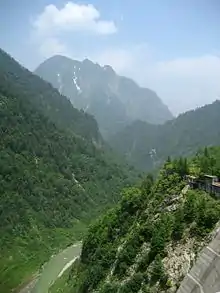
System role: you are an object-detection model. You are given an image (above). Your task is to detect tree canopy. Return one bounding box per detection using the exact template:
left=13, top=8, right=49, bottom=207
left=0, top=48, right=138, bottom=292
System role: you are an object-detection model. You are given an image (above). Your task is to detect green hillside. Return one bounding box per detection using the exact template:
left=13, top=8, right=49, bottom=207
left=0, top=49, right=100, bottom=142
left=0, top=49, right=137, bottom=292
left=109, top=101, right=220, bottom=171
left=62, top=147, right=220, bottom=293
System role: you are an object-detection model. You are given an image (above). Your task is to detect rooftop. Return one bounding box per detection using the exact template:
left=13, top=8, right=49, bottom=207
left=212, top=182, right=220, bottom=188
left=204, top=174, right=218, bottom=179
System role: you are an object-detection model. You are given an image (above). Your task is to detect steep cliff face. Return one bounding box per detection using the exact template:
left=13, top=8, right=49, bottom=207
left=62, top=147, right=220, bottom=293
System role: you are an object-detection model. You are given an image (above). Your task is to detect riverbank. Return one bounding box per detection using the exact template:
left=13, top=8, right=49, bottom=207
left=18, top=243, right=81, bottom=293
left=33, top=243, right=81, bottom=293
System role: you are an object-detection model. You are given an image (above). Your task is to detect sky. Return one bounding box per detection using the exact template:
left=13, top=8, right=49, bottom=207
left=1, top=0, right=220, bottom=114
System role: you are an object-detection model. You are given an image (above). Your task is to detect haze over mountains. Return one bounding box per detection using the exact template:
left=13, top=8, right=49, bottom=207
left=110, top=100, right=220, bottom=171
left=1, top=1, right=220, bottom=292
left=35, top=55, right=173, bottom=138
left=1, top=14, right=220, bottom=293
left=1, top=44, right=220, bottom=292
left=35, top=55, right=220, bottom=172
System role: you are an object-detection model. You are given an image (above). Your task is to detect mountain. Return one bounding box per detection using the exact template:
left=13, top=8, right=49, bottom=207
left=0, top=49, right=138, bottom=292
left=61, top=147, right=220, bottom=293
left=0, top=50, right=101, bottom=142
left=109, top=100, right=220, bottom=171
left=35, top=55, right=173, bottom=138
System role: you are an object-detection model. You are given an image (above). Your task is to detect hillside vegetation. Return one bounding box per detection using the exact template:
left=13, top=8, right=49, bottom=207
left=0, top=49, right=138, bottom=292
left=0, top=49, right=100, bottom=142
left=109, top=101, right=220, bottom=171
left=62, top=147, right=220, bottom=293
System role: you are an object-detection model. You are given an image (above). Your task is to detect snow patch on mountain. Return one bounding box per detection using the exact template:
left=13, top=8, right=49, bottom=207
left=57, top=73, right=63, bottom=94
left=73, top=77, right=81, bottom=92
left=73, top=71, right=81, bottom=93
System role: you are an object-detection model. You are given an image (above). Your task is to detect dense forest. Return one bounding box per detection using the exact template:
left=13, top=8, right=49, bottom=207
left=0, top=49, right=100, bottom=142
left=60, top=147, right=220, bottom=293
left=109, top=101, right=220, bottom=171
left=0, top=49, right=138, bottom=292
left=1, top=47, right=220, bottom=293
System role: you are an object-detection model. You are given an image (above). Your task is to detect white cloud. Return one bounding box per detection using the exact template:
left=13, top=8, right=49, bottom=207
left=33, top=2, right=117, bottom=36
left=30, top=3, right=220, bottom=115
left=93, top=46, right=220, bottom=115
left=31, top=2, right=117, bottom=59
left=149, top=55, right=220, bottom=114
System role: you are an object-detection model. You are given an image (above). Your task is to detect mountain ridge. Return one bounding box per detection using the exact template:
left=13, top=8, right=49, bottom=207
left=109, top=99, right=220, bottom=171
left=0, top=49, right=101, bottom=143
left=35, top=55, right=173, bottom=138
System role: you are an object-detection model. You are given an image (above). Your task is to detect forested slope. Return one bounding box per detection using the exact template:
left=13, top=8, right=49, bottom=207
left=63, top=147, right=220, bottom=293
left=110, top=101, right=220, bottom=171
left=0, top=49, right=137, bottom=292
left=0, top=49, right=100, bottom=142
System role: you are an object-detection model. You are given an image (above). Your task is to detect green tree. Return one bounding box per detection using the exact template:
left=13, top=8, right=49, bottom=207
left=141, top=173, right=154, bottom=195
left=100, top=282, right=119, bottom=293
left=172, top=208, right=185, bottom=241
left=150, top=254, right=165, bottom=284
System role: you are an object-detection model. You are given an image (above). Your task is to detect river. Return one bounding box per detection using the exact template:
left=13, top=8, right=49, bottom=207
left=20, top=242, right=82, bottom=293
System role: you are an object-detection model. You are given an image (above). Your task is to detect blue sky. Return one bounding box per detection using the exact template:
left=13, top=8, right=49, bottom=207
left=1, top=0, right=220, bottom=114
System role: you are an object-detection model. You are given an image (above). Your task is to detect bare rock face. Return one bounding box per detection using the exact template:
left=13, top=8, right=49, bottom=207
left=163, top=239, right=196, bottom=286
left=35, top=55, right=172, bottom=138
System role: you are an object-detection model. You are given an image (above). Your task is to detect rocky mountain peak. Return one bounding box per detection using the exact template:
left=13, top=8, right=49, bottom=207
left=35, top=55, right=173, bottom=138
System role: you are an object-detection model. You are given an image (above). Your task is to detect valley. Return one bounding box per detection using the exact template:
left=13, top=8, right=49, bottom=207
left=32, top=243, right=81, bottom=293
left=0, top=49, right=137, bottom=292
left=0, top=47, right=220, bottom=293
left=18, top=243, right=81, bottom=293
left=109, top=102, right=220, bottom=171
left=1, top=2, right=220, bottom=293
